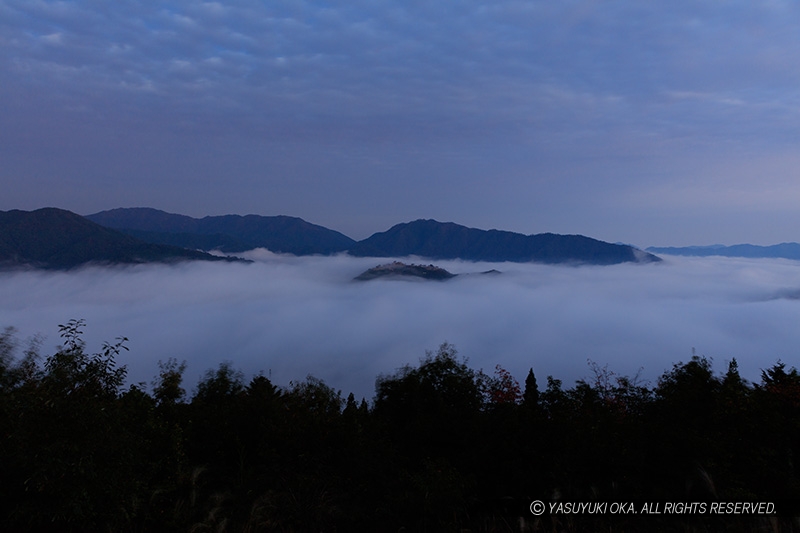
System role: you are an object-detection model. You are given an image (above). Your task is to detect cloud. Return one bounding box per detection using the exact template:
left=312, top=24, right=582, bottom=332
left=1, top=255, right=799, bottom=401
left=3, top=0, right=800, bottom=246
left=4, top=0, right=798, bottom=142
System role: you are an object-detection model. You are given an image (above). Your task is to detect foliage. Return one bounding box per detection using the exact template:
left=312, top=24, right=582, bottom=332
left=0, top=325, right=798, bottom=532
left=484, top=364, right=522, bottom=406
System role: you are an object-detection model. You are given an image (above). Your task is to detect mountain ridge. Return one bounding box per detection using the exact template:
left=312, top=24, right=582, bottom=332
left=0, top=208, right=242, bottom=269
left=3, top=207, right=663, bottom=266
left=348, top=219, right=660, bottom=264
left=89, top=209, right=658, bottom=264
left=86, top=208, right=356, bottom=255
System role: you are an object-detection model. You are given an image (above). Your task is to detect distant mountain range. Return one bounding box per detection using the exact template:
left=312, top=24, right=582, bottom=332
left=90, top=208, right=658, bottom=264
left=86, top=208, right=355, bottom=255
left=646, top=244, right=800, bottom=260
left=348, top=219, right=660, bottom=264
left=0, top=207, right=661, bottom=269
left=0, top=208, right=241, bottom=269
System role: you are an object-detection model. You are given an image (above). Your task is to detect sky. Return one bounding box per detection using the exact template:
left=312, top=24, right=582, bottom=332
left=2, top=254, right=800, bottom=400
left=2, top=0, right=800, bottom=246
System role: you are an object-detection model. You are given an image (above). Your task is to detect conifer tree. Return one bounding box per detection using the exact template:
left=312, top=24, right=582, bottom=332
left=522, top=367, right=539, bottom=409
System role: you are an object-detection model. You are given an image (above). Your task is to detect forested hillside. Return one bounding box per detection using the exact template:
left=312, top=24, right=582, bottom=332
left=0, top=208, right=235, bottom=269
left=86, top=208, right=356, bottom=255
left=1, top=322, right=797, bottom=531
left=86, top=208, right=660, bottom=265
left=347, top=219, right=661, bottom=264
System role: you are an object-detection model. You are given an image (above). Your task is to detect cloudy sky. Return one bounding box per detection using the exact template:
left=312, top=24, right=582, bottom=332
left=2, top=0, right=800, bottom=246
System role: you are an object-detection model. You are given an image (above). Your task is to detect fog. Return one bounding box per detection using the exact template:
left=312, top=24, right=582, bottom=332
left=2, top=253, right=800, bottom=400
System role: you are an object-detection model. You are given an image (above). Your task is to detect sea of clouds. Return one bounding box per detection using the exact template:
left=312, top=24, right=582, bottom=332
left=2, top=253, right=800, bottom=401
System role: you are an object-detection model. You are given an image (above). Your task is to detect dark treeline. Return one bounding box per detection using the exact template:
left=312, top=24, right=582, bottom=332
left=1, top=321, right=799, bottom=532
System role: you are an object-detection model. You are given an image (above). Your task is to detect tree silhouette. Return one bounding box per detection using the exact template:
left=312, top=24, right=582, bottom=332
left=1, top=325, right=798, bottom=531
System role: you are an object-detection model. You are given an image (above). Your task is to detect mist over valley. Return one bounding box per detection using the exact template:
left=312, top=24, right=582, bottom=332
left=6, top=2, right=800, bottom=526
left=2, top=251, right=798, bottom=400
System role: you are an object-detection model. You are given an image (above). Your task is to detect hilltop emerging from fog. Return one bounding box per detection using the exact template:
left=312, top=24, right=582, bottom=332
left=353, top=261, right=457, bottom=281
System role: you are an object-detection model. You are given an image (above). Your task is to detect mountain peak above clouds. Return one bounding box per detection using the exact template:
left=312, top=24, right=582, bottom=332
left=347, top=219, right=660, bottom=265
left=86, top=208, right=356, bottom=255
left=0, top=208, right=239, bottom=269
left=6, top=208, right=661, bottom=268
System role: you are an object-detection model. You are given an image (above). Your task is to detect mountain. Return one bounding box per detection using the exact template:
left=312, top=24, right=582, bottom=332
left=0, top=208, right=240, bottom=269
left=114, top=229, right=248, bottom=253
left=354, top=261, right=457, bottom=281
left=86, top=208, right=356, bottom=255
left=646, top=243, right=800, bottom=260
left=86, top=209, right=660, bottom=265
left=348, top=219, right=660, bottom=264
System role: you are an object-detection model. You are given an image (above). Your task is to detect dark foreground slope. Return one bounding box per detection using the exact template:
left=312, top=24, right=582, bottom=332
left=1, top=325, right=797, bottom=532
left=349, top=219, right=660, bottom=264
left=87, top=208, right=356, bottom=255
left=0, top=208, right=237, bottom=269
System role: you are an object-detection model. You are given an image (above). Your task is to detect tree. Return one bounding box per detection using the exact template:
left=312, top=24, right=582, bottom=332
left=2, top=320, right=147, bottom=530
left=186, top=362, right=246, bottom=491
left=522, top=367, right=539, bottom=409
left=194, top=361, right=244, bottom=403
left=484, top=364, right=521, bottom=407
left=760, top=360, right=800, bottom=409
left=752, top=361, right=800, bottom=497
left=374, top=343, right=483, bottom=457
left=153, top=357, right=187, bottom=407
